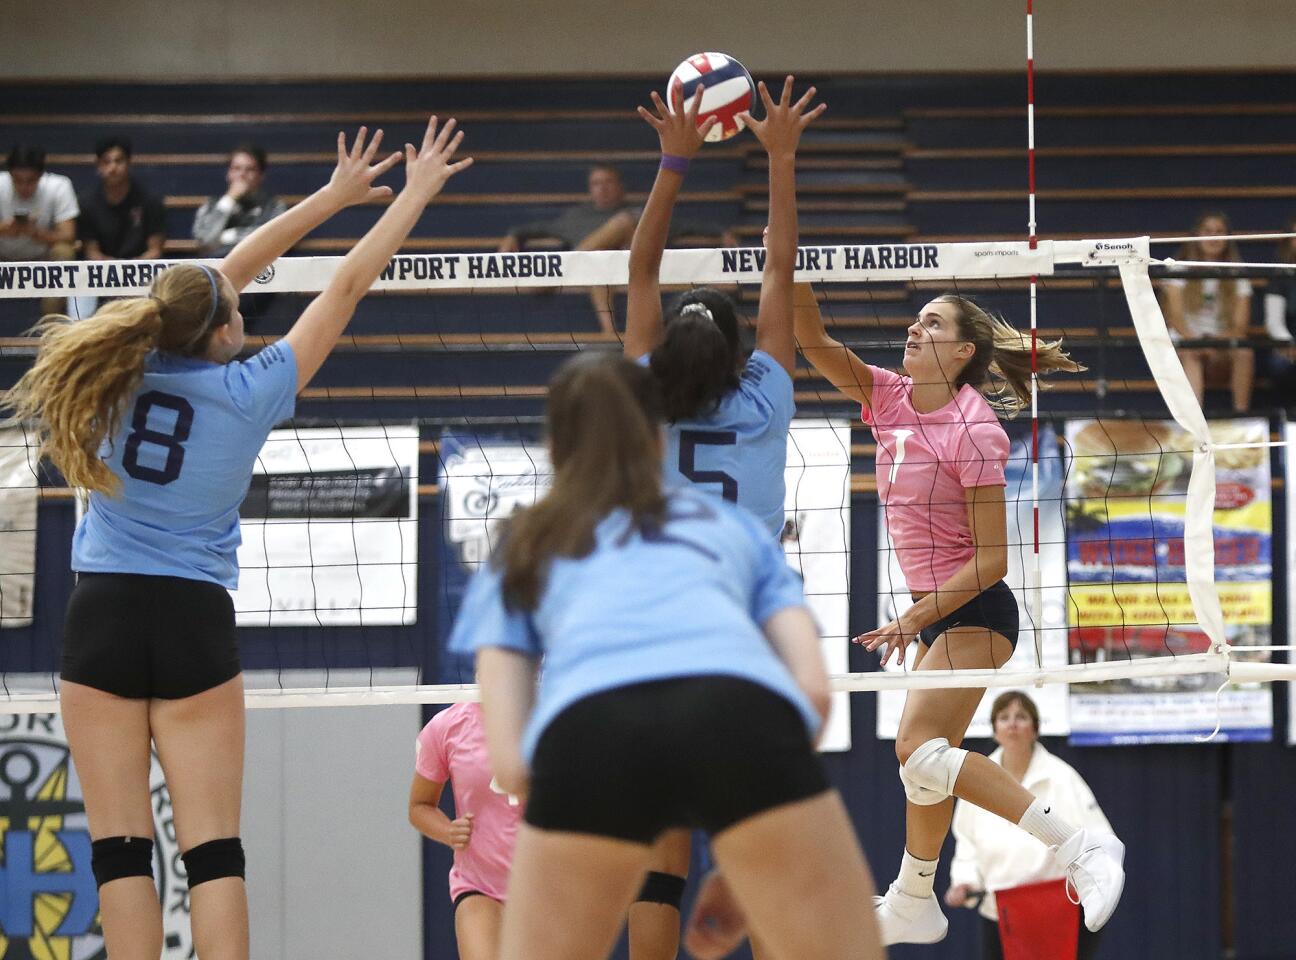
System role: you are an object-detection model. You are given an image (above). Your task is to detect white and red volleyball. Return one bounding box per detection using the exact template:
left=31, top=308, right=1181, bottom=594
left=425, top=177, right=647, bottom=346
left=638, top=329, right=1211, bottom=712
left=667, top=52, right=756, bottom=142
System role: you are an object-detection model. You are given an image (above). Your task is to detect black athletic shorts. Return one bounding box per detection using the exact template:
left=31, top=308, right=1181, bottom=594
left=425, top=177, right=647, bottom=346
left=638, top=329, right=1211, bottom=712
left=525, top=676, right=830, bottom=845
left=917, top=579, right=1020, bottom=649
left=452, top=890, right=498, bottom=910
left=61, top=573, right=241, bottom=699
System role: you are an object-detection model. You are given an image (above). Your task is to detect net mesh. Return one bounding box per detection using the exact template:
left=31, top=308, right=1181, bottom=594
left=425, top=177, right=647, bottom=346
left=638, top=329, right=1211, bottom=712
left=0, top=239, right=1288, bottom=724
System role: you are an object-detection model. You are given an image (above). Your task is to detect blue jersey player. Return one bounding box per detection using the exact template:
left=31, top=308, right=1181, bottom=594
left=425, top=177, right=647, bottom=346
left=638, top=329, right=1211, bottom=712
left=4, top=118, right=472, bottom=959
left=620, top=76, right=826, bottom=957
left=450, top=352, right=882, bottom=960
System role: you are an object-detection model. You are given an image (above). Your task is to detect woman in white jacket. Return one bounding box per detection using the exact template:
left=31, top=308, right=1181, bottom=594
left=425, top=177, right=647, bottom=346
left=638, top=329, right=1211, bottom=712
left=946, top=692, right=1112, bottom=960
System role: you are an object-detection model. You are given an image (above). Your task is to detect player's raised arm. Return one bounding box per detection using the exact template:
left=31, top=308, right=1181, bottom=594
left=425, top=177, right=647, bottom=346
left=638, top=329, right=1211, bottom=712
left=283, top=117, right=472, bottom=390
left=219, top=127, right=402, bottom=291
left=624, top=86, right=717, bottom=360
left=793, top=281, right=876, bottom=409
left=737, top=76, right=826, bottom=376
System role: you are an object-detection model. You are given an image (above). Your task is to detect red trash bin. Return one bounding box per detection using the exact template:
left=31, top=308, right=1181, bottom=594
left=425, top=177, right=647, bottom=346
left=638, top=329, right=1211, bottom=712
left=995, top=877, right=1081, bottom=960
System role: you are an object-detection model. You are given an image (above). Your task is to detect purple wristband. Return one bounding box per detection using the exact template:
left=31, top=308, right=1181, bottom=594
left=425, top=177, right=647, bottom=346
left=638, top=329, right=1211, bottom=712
left=660, top=154, right=690, bottom=175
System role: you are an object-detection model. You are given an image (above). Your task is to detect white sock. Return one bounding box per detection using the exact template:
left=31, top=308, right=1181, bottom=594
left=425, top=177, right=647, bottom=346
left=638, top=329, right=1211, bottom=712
left=1017, top=797, right=1077, bottom=848
left=896, top=849, right=940, bottom=899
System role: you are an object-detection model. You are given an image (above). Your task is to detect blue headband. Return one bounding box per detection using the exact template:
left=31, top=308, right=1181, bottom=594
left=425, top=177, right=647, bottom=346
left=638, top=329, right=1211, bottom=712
left=196, top=263, right=221, bottom=327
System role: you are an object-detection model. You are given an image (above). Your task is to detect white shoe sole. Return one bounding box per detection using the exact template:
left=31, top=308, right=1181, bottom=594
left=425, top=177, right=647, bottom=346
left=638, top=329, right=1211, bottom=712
left=876, top=895, right=949, bottom=945
left=1083, top=835, right=1126, bottom=932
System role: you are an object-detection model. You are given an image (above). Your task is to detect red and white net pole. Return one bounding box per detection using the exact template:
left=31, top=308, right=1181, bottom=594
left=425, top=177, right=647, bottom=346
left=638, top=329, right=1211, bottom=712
left=1027, top=0, right=1044, bottom=668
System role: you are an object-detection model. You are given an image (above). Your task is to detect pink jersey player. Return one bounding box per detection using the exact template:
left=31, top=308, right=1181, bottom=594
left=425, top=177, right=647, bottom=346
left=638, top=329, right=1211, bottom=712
left=411, top=702, right=520, bottom=907
left=864, top=364, right=1010, bottom=593
left=795, top=288, right=1121, bottom=950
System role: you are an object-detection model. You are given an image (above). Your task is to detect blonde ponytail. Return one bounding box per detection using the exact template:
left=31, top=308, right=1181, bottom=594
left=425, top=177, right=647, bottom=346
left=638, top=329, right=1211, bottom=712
left=1, top=263, right=232, bottom=495
left=936, top=295, right=1084, bottom=417
left=4, top=300, right=163, bottom=494
left=500, top=353, right=666, bottom=611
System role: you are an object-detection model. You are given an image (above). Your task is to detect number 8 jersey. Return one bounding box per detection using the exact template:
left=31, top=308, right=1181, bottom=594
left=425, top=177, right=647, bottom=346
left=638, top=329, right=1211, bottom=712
left=72, top=342, right=298, bottom=588
left=651, top=350, right=795, bottom=538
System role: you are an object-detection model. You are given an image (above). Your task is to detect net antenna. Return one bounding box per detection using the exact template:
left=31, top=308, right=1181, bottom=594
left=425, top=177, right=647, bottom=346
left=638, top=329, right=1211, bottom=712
left=1025, top=0, right=1044, bottom=673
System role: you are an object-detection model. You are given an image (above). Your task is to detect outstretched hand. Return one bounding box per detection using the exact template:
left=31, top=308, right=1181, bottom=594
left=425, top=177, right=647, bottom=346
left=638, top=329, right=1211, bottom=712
left=738, top=76, right=826, bottom=160
left=638, top=84, right=717, bottom=159
left=854, top=610, right=921, bottom=666
left=325, top=127, right=404, bottom=208
left=404, top=116, right=474, bottom=199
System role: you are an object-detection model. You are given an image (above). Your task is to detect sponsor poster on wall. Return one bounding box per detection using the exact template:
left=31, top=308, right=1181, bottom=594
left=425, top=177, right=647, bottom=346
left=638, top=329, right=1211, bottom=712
left=231, top=424, right=419, bottom=626
left=1288, top=422, right=1296, bottom=747
left=0, top=713, right=193, bottom=956
left=1065, top=418, right=1272, bottom=745
left=876, top=422, right=1071, bottom=739
left=0, top=426, right=38, bottom=628
left=438, top=420, right=854, bottom=751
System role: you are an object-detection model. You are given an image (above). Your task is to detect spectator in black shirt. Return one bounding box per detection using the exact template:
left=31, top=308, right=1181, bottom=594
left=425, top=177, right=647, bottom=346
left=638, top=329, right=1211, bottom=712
left=79, top=137, right=166, bottom=261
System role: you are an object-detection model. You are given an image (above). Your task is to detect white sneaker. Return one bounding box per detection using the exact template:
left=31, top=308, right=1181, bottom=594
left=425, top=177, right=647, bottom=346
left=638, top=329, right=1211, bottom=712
left=1055, top=829, right=1126, bottom=932
left=873, top=881, right=949, bottom=945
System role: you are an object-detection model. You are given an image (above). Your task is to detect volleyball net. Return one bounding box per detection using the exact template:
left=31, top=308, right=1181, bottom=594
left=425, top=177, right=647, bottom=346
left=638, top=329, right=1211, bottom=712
left=0, top=236, right=1291, bottom=728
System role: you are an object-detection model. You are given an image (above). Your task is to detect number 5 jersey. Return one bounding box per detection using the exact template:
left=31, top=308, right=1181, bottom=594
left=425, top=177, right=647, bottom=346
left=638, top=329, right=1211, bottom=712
left=651, top=349, right=795, bottom=539
left=72, top=341, right=298, bottom=588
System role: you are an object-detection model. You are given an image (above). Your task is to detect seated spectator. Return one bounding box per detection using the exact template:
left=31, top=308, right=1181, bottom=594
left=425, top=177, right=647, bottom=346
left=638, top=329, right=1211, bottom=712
left=945, top=691, right=1112, bottom=960
left=192, top=143, right=287, bottom=257
left=499, top=163, right=639, bottom=334
left=73, top=137, right=167, bottom=318
left=1263, top=216, right=1296, bottom=409
left=1160, top=210, right=1253, bottom=413
left=0, top=144, right=79, bottom=318
left=500, top=162, right=638, bottom=253
left=79, top=137, right=166, bottom=261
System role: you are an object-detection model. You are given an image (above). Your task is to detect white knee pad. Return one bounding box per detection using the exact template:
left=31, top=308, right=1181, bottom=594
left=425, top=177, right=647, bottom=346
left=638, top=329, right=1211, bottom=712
left=898, top=738, right=969, bottom=806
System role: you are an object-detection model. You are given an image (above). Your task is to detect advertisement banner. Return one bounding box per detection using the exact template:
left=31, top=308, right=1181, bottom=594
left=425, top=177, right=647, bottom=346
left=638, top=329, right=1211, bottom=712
left=0, top=426, right=38, bottom=628
left=0, top=713, right=192, bottom=956
left=876, top=422, right=1071, bottom=739
left=1065, top=418, right=1272, bottom=745
left=437, top=419, right=854, bottom=751
left=1287, top=422, right=1296, bottom=747
left=231, top=424, right=419, bottom=626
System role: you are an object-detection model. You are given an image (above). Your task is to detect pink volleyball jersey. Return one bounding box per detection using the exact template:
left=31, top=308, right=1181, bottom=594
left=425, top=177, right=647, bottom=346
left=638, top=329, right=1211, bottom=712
left=863, top=365, right=1010, bottom=593
left=415, top=702, right=520, bottom=902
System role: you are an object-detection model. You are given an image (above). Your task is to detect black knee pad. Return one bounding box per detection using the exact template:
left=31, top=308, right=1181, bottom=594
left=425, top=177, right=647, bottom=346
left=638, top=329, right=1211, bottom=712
left=91, top=836, right=154, bottom=888
left=636, top=870, right=686, bottom=909
left=181, top=837, right=245, bottom=889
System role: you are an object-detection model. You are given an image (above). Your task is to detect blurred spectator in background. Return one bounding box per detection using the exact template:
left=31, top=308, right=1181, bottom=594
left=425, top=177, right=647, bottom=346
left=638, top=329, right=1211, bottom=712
left=500, top=162, right=638, bottom=254
left=73, top=137, right=167, bottom=318
left=193, top=143, right=287, bottom=329
left=0, top=144, right=79, bottom=318
left=1160, top=211, right=1253, bottom=412
left=193, top=143, right=287, bottom=257
left=946, top=691, right=1112, bottom=960
left=499, top=162, right=638, bottom=334
left=1263, top=215, right=1296, bottom=409
left=80, top=137, right=165, bottom=261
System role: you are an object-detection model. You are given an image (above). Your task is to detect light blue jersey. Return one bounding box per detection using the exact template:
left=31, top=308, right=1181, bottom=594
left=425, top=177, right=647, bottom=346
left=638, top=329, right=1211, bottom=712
left=652, top=350, right=794, bottom=538
left=448, top=488, right=818, bottom=762
left=72, top=341, right=297, bottom=588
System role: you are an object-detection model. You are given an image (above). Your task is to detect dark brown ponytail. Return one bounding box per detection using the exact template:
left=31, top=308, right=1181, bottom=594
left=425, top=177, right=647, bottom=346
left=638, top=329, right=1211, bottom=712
left=500, top=353, right=666, bottom=610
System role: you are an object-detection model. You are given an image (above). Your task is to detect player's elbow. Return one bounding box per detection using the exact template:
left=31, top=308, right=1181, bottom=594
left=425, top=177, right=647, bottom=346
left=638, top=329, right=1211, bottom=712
left=327, top=269, right=369, bottom=306
left=980, top=548, right=1009, bottom=584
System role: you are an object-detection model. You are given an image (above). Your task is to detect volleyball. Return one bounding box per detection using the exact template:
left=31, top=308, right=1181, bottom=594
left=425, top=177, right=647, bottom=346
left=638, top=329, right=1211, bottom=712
left=667, top=52, right=756, bottom=142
